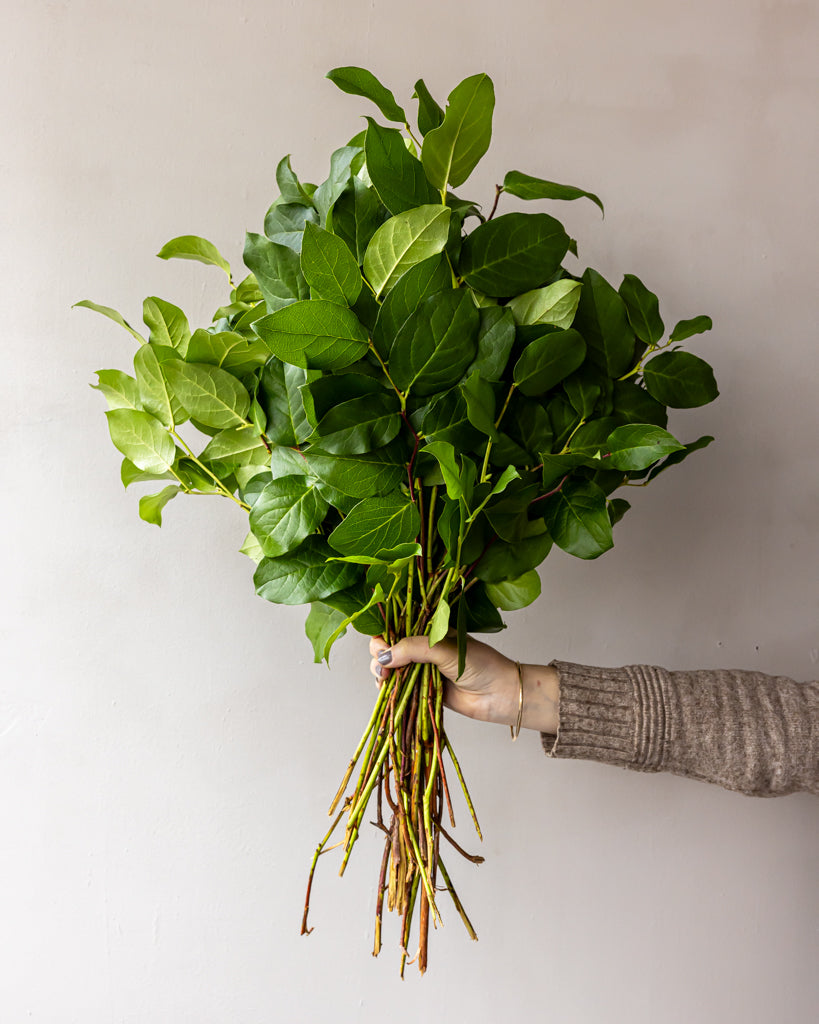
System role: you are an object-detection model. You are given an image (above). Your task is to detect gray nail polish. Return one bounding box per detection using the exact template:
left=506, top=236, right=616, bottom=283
left=377, top=649, right=393, bottom=665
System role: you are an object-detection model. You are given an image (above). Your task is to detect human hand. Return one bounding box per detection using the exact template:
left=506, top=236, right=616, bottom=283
left=368, top=634, right=560, bottom=734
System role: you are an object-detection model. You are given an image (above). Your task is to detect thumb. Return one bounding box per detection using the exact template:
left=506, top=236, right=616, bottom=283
left=378, top=635, right=458, bottom=678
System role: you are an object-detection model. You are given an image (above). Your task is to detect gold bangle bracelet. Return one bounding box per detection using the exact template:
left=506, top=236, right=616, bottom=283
left=510, top=661, right=524, bottom=741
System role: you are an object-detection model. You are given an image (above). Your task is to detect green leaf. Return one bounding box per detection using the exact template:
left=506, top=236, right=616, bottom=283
left=243, top=232, right=309, bottom=311
left=275, top=155, right=315, bottom=207
left=269, top=445, right=311, bottom=480
left=485, top=570, right=541, bottom=611
left=313, top=146, right=360, bottom=226
left=163, top=359, right=251, bottom=428
left=646, top=434, right=714, bottom=481
left=305, top=372, right=384, bottom=421
left=363, top=205, right=451, bottom=297
left=327, top=177, right=384, bottom=264
left=156, top=235, right=231, bottom=278
left=421, top=73, right=495, bottom=190
left=328, top=493, right=420, bottom=557
left=254, top=536, right=360, bottom=605
left=200, top=427, right=268, bottom=466
left=185, top=329, right=269, bottom=376
left=468, top=465, right=520, bottom=522
left=300, top=222, right=363, bottom=306
left=92, top=370, right=142, bottom=411
left=474, top=520, right=552, bottom=582
left=264, top=200, right=318, bottom=252
left=470, top=306, right=515, bottom=381
left=326, top=66, right=407, bottom=124
left=304, top=444, right=406, bottom=499
left=252, top=300, right=369, bottom=371
left=319, top=583, right=387, bottom=662
left=142, top=297, right=191, bottom=354
left=259, top=359, right=318, bottom=446
left=134, top=343, right=190, bottom=429
left=506, top=280, right=582, bottom=330
left=419, top=389, right=483, bottom=451
left=563, top=368, right=602, bottom=419
left=428, top=597, right=451, bottom=647
left=459, top=213, right=571, bottom=297
left=542, top=480, right=614, bottom=559
left=239, top=531, right=266, bottom=564
left=364, top=118, right=437, bottom=214
left=120, top=458, right=175, bottom=489
left=371, top=253, right=451, bottom=359
left=642, top=351, right=719, bottom=408
left=573, top=268, right=636, bottom=377
left=619, top=274, right=664, bottom=345
left=539, top=452, right=589, bottom=488
left=608, top=498, right=631, bottom=527
left=249, top=476, right=328, bottom=557
left=612, top=379, right=668, bottom=428
left=74, top=299, right=146, bottom=344
left=513, top=328, right=586, bottom=396
left=669, top=315, right=713, bottom=342
left=305, top=602, right=349, bottom=664
left=412, top=79, right=444, bottom=136
left=105, top=409, right=176, bottom=474
left=389, top=289, right=479, bottom=396
left=459, top=370, right=498, bottom=440
left=323, top=583, right=385, bottom=634
left=420, top=440, right=464, bottom=500
left=502, top=170, right=604, bottom=216
left=606, top=424, right=684, bottom=470
left=138, top=485, right=180, bottom=527
left=309, top=392, right=401, bottom=454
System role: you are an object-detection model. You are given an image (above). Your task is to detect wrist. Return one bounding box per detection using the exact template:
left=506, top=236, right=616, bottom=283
left=486, top=662, right=560, bottom=735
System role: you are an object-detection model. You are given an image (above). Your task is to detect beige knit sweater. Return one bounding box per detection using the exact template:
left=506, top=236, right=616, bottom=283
left=542, top=662, right=819, bottom=797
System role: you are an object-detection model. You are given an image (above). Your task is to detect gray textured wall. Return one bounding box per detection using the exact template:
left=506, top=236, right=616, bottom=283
left=2, top=1, right=817, bottom=1020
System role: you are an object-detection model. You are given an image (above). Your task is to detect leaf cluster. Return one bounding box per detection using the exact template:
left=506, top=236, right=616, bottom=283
left=82, top=67, right=718, bottom=664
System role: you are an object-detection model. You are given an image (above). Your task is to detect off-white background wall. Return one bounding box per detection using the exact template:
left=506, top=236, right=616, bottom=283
left=2, top=1, right=817, bottom=1021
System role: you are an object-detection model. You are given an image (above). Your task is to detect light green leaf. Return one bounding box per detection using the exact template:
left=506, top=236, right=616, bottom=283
left=243, top=232, right=309, bottom=311
left=305, top=602, right=349, bottom=663
left=428, top=597, right=451, bottom=647
left=254, top=536, right=360, bottom=605
left=74, top=299, right=146, bottom=344
left=364, top=118, right=437, bottom=215
left=138, top=485, right=180, bottom=527
left=390, top=289, right=479, bottom=396
left=507, top=280, right=582, bottom=330
left=156, top=235, right=231, bottom=278
left=326, top=66, right=407, bottom=124
left=304, top=445, right=405, bottom=499
left=185, top=329, right=269, bottom=375
left=642, top=352, right=719, bottom=408
left=133, top=343, right=185, bottom=429
left=606, top=424, right=684, bottom=471
left=91, top=370, right=142, bottom=411
left=105, top=409, right=176, bottom=474
left=328, top=493, right=420, bottom=557
left=542, top=480, right=614, bottom=559
left=264, top=199, right=318, bottom=252
left=300, top=222, right=363, bottom=306
left=142, top=297, right=191, bottom=354
left=502, top=170, right=604, bottom=216
left=313, top=146, right=360, bottom=226
left=459, top=213, right=571, bottom=297
left=485, top=570, right=541, bottom=611
left=669, top=315, right=713, bottom=342
left=269, top=446, right=311, bottom=480
left=249, top=476, right=328, bottom=557
left=200, top=427, right=268, bottom=466
left=120, top=457, right=176, bottom=489
left=619, top=274, right=664, bottom=345
left=421, top=73, right=495, bottom=190
left=252, top=300, right=369, bottom=370
left=239, top=530, right=266, bottom=564
left=413, top=79, right=444, bottom=136
left=275, top=155, right=315, bottom=208
left=363, top=205, right=451, bottom=297
left=513, top=328, right=586, bottom=396
left=419, top=441, right=463, bottom=499
left=163, top=359, right=251, bottom=428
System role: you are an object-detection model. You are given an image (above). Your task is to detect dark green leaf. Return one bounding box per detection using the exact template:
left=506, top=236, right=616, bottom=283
left=323, top=583, right=385, bottom=634
left=143, top=297, right=191, bottom=354
left=572, top=268, right=636, bottom=377
left=363, top=205, right=451, bottom=297
left=138, top=485, right=180, bottom=527
left=300, top=222, right=363, bottom=306
left=243, top=232, right=309, bottom=311
left=619, top=273, right=664, bottom=345
left=459, top=213, right=571, bottom=297
left=254, top=536, right=360, bottom=605
left=371, top=253, right=451, bottom=359
left=513, top=328, right=586, bottom=396
left=305, top=372, right=384, bottom=421
left=328, top=494, right=420, bottom=556
left=612, top=379, right=668, bottom=428
left=474, top=520, right=552, bottom=583
left=412, top=79, right=444, bottom=136
left=471, top=306, right=516, bottom=381
left=462, top=582, right=505, bottom=633
left=563, top=367, right=602, bottom=419
left=646, top=434, right=714, bottom=481
left=92, top=370, right=142, bottom=411
left=389, top=289, right=479, bottom=396
left=542, top=480, right=614, bottom=559
left=309, top=392, right=401, bottom=454
left=419, top=440, right=463, bottom=499
left=364, top=118, right=437, bottom=214
left=606, top=424, right=684, bottom=471
left=567, top=418, right=617, bottom=457
left=313, top=146, right=360, bottom=226
left=608, top=498, right=631, bottom=526
left=421, top=73, right=495, bottom=190
left=304, top=443, right=406, bottom=499
left=326, top=66, right=407, bottom=124
left=459, top=370, right=498, bottom=440
left=485, top=569, right=541, bottom=610
left=275, top=155, right=315, bottom=207
left=253, top=300, right=369, bottom=371
left=105, top=409, right=176, bottom=474
left=258, top=358, right=317, bottom=446
left=249, top=476, right=328, bottom=557
left=264, top=201, right=318, bottom=252
left=502, top=170, right=604, bottom=216
left=539, top=452, right=588, bottom=489
left=327, top=177, right=384, bottom=264
left=642, top=351, right=719, bottom=408
left=506, top=395, right=553, bottom=458
left=669, top=315, right=713, bottom=342
left=163, top=359, right=251, bottom=428
left=156, top=235, right=232, bottom=278
left=74, top=299, right=146, bottom=344
left=419, top=389, right=483, bottom=450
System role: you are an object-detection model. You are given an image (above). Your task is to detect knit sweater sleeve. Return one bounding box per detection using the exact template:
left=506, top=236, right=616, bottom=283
left=541, top=661, right=819, bottom=797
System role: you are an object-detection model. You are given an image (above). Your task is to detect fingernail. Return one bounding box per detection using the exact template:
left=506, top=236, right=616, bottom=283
left=377, top=649, right=393, bottom=665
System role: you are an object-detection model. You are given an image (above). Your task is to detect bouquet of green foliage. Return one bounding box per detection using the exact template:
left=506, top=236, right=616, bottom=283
left=81, top=66, right=718, bottom=974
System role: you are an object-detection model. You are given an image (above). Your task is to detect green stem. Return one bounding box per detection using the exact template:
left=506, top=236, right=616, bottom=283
left=368, top=341, right=405, bottom=410
left=170, top=429, right=249, bottom=510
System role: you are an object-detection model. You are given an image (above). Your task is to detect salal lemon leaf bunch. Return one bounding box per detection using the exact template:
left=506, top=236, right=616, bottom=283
left=81, top=66, right=718, bottom=974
